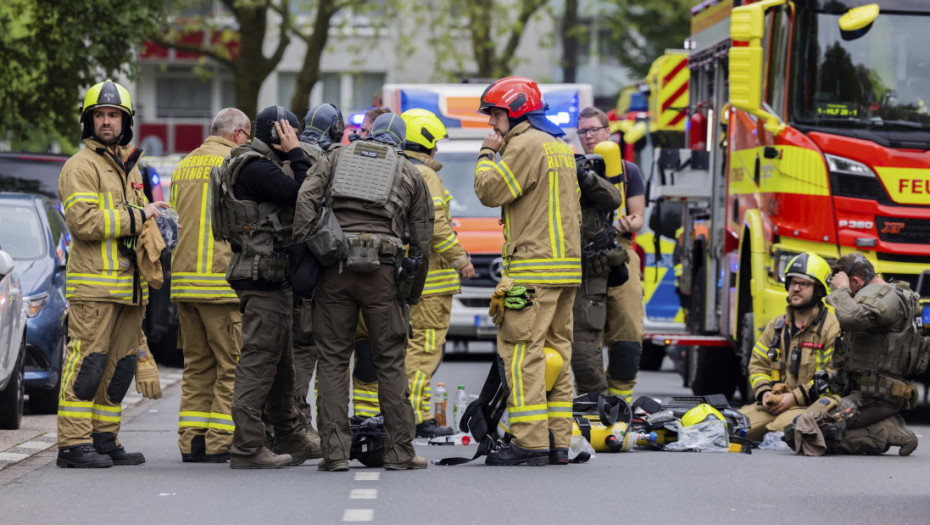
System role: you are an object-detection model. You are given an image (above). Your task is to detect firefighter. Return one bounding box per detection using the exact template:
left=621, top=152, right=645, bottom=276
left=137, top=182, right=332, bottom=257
left=215, top=105, right=318, bottom=469
left=171, top=108, right=251, bottom=463
left=577, top=106, right=645, bottom=404
left=401, top=109, right=475, bottom=437
left=57, top=80, right=169, bottom=468
left=293, top=112, right=434, bottom=471
left=737, top=252, right=840, bottom=441
left=788, top=253, right=928, bottom=456
left=474, top=77, right=582, bottom=466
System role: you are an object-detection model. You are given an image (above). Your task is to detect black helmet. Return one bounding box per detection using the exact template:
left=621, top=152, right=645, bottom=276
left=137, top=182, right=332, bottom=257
left=254, top=105, right=300, bottom=145
left=350, top=416, right=386, bottom=467
left=369, top=113, right=406, bottom=148
left=302, top=103, right=345, bottom=149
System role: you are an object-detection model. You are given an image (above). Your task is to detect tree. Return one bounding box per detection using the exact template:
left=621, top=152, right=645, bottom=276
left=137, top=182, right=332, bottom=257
left=466, top=0, right=552, bottom=78
left=606, top=0, right=691, bottom=78
left=279, top=0, right=347, bottom=114
left=0, top=0, right=163, bottom=147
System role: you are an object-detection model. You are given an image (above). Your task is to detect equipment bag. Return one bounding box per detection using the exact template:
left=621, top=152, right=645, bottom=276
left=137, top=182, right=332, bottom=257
left=305, top=204, right=344, bottom=266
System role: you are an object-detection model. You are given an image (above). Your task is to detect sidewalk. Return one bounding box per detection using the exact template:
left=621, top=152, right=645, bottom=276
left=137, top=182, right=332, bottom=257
left=0, top=367, right=182, bottom=472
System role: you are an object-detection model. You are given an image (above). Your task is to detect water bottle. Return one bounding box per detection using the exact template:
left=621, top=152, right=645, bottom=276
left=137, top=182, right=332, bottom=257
left=433, top=383, right=447, bottom=426
left=453, top=385, right=469, bottom=432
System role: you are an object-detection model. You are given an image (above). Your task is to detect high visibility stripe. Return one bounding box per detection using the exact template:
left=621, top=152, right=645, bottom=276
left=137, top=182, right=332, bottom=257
left=64, top=192, right=100, bottom=213
left=423, top=269, right=460, bottom=295
left=209, top=413, right=234, bottom=431
left=434, top=233, right=459, bottom=253
left=547, top=401, right=573, bottom=418
left=613, top=181, right=627, bottom=220
left=753, top=342, right=769, bottom=360
left=608, top=387, right=633, bottom=405
left=510, top=343, right=526, bottom=406
left=60, top=339, right=82, bottom=400
left=410, top=370, right=427, bottom=423
left=548, top=170, right=565, bottom=259
left=171, top=289, right=239, bottom=299
left=505, top=272, right=582, bottom=284
left=353, top=389, right=379, bottom=401
left=750, top=373, right=772, bottom=387
left=173, top=273, right=230, bottom=282
left=508, top=258, right=581, bottom=268
left=508, top=403, right=548, bottom=423
left=432, top=196, right=446, bottom=207
left=354, top=408, right=379, bottom=417
left=199, top=183, right=211, bottom=273
left=506, top=258, right=582, bottom=283
left=92, top=403, right=121, bottom=422
left=477, top=159, right=523, bottom=199
left=58, top=400, right=94, bottom=419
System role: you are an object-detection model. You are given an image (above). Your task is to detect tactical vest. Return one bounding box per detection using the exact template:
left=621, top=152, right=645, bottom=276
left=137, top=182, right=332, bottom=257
left=329, top=139, right=407, bottom=240
left=210, top=141, right=295, bottom=281
left=837, top=282, right=930, bottom=382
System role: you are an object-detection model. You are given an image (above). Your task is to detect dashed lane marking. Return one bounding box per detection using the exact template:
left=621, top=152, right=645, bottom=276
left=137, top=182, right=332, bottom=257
left=354, top=472, right=380, bottom=481
left=349, top=489, right=378, bottom=499
left=342, top=509, right=374, bottom=522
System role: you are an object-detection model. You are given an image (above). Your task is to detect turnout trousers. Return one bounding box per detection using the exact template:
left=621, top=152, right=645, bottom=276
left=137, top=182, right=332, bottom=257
left=229, top=288, right=301, bottom=456
left=406, top=294, right=452, bottom=424
left=57, top=301, right=144, bottom=448
left=604, top=245, right=644, bottom=403
left=739, top=403, right=808, bottom=441
left=313, top=264, right=416, bottom=464
left=177, top=302, right=241, bottom=455
left=497, top=285, right=575, bottom=451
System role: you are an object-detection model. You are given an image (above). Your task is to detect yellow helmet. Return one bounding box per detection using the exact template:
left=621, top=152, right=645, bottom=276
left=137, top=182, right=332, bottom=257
left=80, top=80, right=135, bottom=145
left=681, top=404, right=725, bottom=428
left=784, top=252, right=831, bottom=295
left=544, top=347, right=563, bottom=391
left=401, top=109, right=448, bottom=151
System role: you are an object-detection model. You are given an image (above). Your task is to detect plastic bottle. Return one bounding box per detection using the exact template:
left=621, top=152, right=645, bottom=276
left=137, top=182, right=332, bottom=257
left=433, top=383, right=447, bottom=426
left=453, top=385, right=469, bottom=432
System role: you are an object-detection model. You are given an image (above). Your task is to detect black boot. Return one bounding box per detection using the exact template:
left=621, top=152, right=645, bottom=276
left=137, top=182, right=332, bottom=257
left=93, top=432, right=145, bottom=466
left=549, top=448, right=569, bottom=465
left=416, top=418, right=454, bottom=438
left=57, top=444, right=114, bottom=468
left=485, top=444, right=548, bottom=466
left=182, top=434, right=207, bottom=463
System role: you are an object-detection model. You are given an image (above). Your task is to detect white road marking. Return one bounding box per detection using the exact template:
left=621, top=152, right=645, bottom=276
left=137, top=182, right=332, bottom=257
left=16, top=441, right=52, bottom=450
left=0, top=452, right=29, bottom=462
left=343, top=509, right=374, bottom=522
left=349, top=489, right=377, bottom=500
left=355, top=472, right=380, bottom=481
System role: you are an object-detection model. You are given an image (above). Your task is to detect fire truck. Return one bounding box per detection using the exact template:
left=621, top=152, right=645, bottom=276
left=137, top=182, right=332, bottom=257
left=647, top=0, right=930, bottom=399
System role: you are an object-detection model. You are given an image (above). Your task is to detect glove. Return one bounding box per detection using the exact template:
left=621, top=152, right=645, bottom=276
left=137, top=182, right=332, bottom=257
left=488, top=276, right=515, bottom=326
left=589, top=251, right=610, bottom=276
left=135, top=349, right=162, bottom=399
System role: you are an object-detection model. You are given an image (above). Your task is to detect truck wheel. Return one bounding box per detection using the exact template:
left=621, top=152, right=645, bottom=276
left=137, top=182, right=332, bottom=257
left=0, top=336, right=25, bottom=430
left=689, top=346, right=738, bottom=400
left=639, top=340, right=666, bottom=371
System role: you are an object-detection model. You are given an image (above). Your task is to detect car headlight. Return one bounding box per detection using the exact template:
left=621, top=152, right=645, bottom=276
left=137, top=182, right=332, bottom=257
left=773, top=251, right=800, bottom=283
left=824, top=154, right=878, bottom=178
left=24, top=292, right=49, bottom=318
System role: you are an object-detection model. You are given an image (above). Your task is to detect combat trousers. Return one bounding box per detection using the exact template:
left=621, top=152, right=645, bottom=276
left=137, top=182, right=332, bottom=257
left=829, top=393, right=903, bottom=455
left=292, top=297, right=318, bottom=430
left=570, top=290, right=608, bottom=395
left=738, top=402, right=807, bottom=441
left=406, top=294, right=451, bottom=424
left=314, top=265, right=416, bottom=464
left=57, top=301, right=144, bottom=448
left=177, top=302, right=241, bottom=455
left=604, top=246, right=644, bottom=403
left=497, top=285, right=575, bottom=451
left=229, top=289, right=301, bottom=456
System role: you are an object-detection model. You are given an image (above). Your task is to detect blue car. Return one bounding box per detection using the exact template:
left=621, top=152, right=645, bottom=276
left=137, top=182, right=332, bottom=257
left=0, top=193, right=70, bottom=413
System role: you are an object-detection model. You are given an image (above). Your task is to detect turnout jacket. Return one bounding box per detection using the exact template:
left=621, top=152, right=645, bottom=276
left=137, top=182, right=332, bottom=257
left=747, top=303, right=840, bottom=405
left=169, top=136, right=237, bottom=303
left=406, top=150, right=469, bottom=296
left=474, top=121, right=582, bottom=287
left=59, top=138, right=150, bottom=304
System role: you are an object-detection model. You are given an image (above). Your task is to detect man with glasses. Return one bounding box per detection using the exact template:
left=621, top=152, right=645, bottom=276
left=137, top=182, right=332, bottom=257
left=573, top=107, right=646, bottom=404
left=170, top=107, right=251, bottom=463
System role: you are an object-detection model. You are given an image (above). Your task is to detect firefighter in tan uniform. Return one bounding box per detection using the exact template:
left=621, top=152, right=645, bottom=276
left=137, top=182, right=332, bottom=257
left=294, top=112, right=434, bottom=471
left=170, top=108, right=251, bottom=463
left=474, top=77, right=582, bottom=466
left=401, top=109, right=475, bottom=437
left=737, top=253, right=840, bottom=441
left=56, top=80, right=170, bottom=468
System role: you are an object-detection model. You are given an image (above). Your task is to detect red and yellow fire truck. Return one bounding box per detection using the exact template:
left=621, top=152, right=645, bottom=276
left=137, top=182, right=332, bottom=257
left=649, top=0, right=930, bottom=398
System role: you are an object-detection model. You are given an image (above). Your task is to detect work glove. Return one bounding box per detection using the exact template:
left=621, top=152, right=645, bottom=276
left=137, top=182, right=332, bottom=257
left=135, top=348, right=162, bottom=399
left=504, top=285, right=534, bottom=310
left=488, top=276, right=515, bottom=326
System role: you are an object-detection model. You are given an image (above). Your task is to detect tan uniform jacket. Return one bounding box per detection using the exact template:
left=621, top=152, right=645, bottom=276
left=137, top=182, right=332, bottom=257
left=406, top=151, right=469, bottom=296
left=747, top=303, right=840, bottom=405
left=59, top=138, right=149, bottom=304
left=169, top=136, right=237, bottom=303
left=473, top=121, right=582, bottom=286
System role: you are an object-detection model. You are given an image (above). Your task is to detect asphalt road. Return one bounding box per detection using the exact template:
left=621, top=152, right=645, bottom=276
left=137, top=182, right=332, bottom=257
left=1, top=352, right=929, bottom=525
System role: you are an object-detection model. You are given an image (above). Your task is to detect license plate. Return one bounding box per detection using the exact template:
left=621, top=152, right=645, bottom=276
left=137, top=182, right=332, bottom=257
left=474, top=314, right=494, bottom=328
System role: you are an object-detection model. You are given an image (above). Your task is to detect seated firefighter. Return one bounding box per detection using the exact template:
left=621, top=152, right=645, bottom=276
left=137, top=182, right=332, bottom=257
left=738, top=253, right=840, bottom=441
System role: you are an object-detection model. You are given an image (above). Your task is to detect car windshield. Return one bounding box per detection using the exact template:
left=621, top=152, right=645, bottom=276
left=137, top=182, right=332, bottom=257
left=0, top=203, right=44, bottom=260
left=433, top=150, right=499, bottom=218
left=792, top=10, right=930, bottom=130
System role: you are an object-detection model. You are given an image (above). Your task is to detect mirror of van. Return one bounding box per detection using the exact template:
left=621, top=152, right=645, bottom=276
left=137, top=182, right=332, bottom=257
left=839, top=4, right=879, bottom=41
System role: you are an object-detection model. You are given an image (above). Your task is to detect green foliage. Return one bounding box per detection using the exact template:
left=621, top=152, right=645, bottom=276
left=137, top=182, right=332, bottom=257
left=605, top=0, right=691, bottom=78
left=0, top=0, right=163, bottom=150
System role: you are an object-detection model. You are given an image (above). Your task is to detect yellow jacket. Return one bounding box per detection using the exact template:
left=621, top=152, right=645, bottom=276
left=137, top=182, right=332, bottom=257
left=59, top=139, right=149, bottom=304
left=406, top=151, right=469, bottom=296
left=474, top=121, right=581, bottom=286
left=169, top=136, right=237, bottom=303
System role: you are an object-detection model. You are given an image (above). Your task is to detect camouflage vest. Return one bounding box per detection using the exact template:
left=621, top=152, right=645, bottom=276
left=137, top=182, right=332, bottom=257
left=329, top=139, right=407, bottom=239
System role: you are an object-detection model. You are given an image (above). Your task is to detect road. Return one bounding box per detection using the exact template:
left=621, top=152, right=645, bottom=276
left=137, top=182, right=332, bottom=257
left=1, top=351, right=929, bottom=524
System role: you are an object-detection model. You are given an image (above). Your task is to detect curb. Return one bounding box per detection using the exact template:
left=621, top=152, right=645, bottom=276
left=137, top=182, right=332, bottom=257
left=0, top=368, right=182, bottom=472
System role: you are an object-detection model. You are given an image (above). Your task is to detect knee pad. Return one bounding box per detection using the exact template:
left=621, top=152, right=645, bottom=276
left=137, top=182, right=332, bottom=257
left=607, top=341, right=641, bottom=382
left=353, top=340, right=378, bottom=383
left=107, top=353, right=138, bottom=403
left=73, top=352, right=107, bottom=400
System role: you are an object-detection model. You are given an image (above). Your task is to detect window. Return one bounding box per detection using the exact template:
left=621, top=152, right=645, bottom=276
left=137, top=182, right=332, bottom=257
left=352, top=73, right=385, bottom=111
left=321, top=73, right=341, bottom=106
left=278, top=72, right=297, bottom=109
left=156, top=76, right=212, bottom=118
left=765, top=6, right=790, bottom=117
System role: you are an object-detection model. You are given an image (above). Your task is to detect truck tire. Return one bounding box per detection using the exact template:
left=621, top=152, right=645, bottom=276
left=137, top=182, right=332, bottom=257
left=689, top=346, right=739, bottom=400
left=0, top=336, right=25, bottom=430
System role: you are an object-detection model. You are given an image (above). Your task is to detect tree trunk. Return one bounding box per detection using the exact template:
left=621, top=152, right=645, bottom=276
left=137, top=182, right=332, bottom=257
left=561, top=0, right=579, bottom=83
left=288, top=0, right=338, bottom=115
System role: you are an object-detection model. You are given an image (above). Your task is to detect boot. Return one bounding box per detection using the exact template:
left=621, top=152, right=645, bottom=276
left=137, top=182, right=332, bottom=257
left=93, top=432, right=145, bottom=466
left=182, top=434, right=207, bottom=463
left=57, top=444, right=114, bottom=469
left=383, top=455, right=428, bottom=470
left=274, top=430, right=323, bottom=466
left=548, top=448, right=569, bottom=465
left=317, top=457, right=350, bottom=472
left=883, top=414, right=918, bottom=456
left=230, top=447, right=292, bottom=469
left=485, top=444, right=548, bottom=466
left=415, top=419, right=453, bottom=438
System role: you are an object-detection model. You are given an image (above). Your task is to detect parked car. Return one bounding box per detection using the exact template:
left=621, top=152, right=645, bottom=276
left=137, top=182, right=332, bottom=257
left=0, top=248, right=27, bottom=429
left=0, top=193, right=71, bottom=413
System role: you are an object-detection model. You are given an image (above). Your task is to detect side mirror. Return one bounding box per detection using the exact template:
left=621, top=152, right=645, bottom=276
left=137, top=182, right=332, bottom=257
left=839, top=4, right=879, bottom=41
left=0, top=250, right=14, bottom=277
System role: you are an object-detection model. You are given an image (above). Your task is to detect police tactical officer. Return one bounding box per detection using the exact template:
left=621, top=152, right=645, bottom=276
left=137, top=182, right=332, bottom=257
left=213, top=105, right=319, bottom=469
left=474, top=77, right=582, bottom=466
left=171, top=108, right=251, bottom=463
left=737, top=253, right=840, bottom=440
left=788, top=253, right=929, bottom=455
left=57, top=80, right=171, bottom=468
left=293, top=112, right=434, bottom=471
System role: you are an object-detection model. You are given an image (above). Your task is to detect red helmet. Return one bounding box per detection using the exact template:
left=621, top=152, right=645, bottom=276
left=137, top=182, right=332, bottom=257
left=478, top=77, right=544, bottom=118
